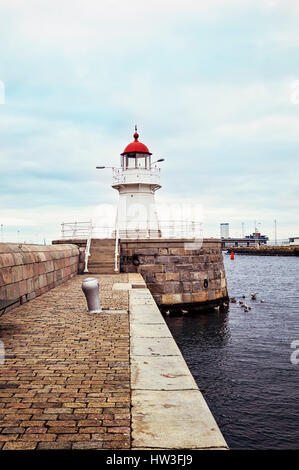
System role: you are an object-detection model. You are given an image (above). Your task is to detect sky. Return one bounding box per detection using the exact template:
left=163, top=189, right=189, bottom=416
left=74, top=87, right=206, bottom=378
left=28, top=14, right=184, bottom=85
left=0, top=0, right=299, bottom=243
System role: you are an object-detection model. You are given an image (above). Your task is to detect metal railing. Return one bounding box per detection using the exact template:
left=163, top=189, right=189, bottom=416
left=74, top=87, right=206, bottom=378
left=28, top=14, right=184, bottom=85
left=114, top=206, right=120, bottom=272
left=61, top=221, right=93, bottom=239
left=60, top=220, right=203, bottom=240
left=114, top=227, right=119, bottom=271
left=112, top=167, right=161, bottom=186
left=84, top=224, right=93, bottom=273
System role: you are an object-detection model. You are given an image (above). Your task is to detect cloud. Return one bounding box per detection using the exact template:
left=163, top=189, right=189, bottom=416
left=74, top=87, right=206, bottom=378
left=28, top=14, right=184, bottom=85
left=0, top=80, right=4, bottom=104
left=0, top=203, right=118, bottom=244
left=215, top=114, right=299, bottom=141
left=0, top=0, right=299, bottom=241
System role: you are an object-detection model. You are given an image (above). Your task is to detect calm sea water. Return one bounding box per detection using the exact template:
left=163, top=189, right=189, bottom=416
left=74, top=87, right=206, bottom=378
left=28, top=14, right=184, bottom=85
left=165, top=254, right=299, bottom=449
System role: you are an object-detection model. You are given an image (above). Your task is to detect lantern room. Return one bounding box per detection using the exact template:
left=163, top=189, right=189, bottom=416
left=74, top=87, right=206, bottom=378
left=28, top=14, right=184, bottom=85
left=120, top=128, right=152, bottom=170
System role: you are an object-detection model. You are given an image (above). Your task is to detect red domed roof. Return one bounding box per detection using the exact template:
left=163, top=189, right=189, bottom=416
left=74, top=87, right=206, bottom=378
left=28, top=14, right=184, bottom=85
left=121, top=128, right=152, bottom=155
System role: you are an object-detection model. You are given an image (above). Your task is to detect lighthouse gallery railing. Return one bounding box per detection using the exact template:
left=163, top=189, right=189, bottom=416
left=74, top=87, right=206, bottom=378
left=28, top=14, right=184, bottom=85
left=112, top=167, right=161, bottom=185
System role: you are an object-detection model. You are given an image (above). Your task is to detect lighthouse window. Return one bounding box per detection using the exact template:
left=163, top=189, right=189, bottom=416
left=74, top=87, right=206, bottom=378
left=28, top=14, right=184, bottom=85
left=126, top=155, right=137, bottom=168
left=135, top=154, right=148, bottom=168
left=137, top=157, right=146, bottom=168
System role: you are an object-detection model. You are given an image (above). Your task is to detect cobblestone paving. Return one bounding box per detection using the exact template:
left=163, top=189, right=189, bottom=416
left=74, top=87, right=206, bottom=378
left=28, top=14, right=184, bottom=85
left=0, top=274, right=130, bottom=450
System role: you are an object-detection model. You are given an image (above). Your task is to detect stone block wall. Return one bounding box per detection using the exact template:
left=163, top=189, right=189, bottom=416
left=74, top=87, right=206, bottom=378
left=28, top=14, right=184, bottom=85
left=51, top=237, right=229, bottom=310
left=0, top=243, right=79, bottom=310
left=120, top=239, right=228, bottom=310
left=53, top=239, right=87, bottom=249
left=52, top=239, right=86, bottom=273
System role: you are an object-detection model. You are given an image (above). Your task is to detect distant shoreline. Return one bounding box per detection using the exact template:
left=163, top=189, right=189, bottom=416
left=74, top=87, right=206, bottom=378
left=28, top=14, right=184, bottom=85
left=225, top=246, right=299, bottom=256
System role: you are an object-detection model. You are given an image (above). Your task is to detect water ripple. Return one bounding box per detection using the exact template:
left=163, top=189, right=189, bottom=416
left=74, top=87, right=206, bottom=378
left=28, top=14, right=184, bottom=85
left=166, top=255, right=299, bottom=449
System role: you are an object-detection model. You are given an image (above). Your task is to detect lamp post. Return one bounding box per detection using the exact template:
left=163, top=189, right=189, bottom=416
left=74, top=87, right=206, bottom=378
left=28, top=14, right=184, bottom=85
left=151, top=158, right=165, bottom=167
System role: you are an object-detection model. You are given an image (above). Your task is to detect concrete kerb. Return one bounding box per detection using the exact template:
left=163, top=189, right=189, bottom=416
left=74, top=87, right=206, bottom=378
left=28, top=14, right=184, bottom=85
left=132, top=390, right=228, bottom=450
left=129, top=274, right=228, bottom=450
left=130, top=323, right=173, bottom=338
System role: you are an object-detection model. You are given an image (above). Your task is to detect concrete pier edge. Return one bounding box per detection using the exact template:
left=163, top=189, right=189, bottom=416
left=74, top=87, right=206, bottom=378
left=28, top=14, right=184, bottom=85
left=127, top=273, right=228, bottom=450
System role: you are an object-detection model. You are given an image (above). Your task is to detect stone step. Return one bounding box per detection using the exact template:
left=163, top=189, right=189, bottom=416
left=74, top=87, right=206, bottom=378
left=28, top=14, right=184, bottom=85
left=88, top=264, right=119, bottom=272
left=88, top=238, right=119, bottom=273
left=90, top=245, right=116, bottom=250
left=88, top=263, right=114, bottom=269
left=88, top=259, right=118, bottom=264
left=90, top=249, right=115, bottom=253
left=90, top=247, right=115, bottom=255
left=88, top=269, right=117, bottom=274
left=90, top=240, right=117, bottom=246
left=89, top=260, right=115, bottom=265
left=89, top=245, right=116, bottom=250
left=88, top=262, right=116, bottom=266
left=88, top=263, right=117, bottom=267
left=89, top=250, right=116, bottom=256
left=88, top=270, right=119, bottom=274
left=89, top=253, right=115, bottom=260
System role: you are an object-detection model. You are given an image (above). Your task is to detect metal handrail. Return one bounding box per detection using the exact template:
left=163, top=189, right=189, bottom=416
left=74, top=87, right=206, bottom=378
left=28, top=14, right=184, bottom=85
left=84, top=222, right=93, bottom=273
left=114, top=228, right=119, bottom=272
left=114, top=205, right=119, bottom=272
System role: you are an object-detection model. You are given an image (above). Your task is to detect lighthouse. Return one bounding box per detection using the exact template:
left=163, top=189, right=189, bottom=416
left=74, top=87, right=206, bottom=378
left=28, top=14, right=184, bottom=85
left=58, top=127, right=228, bottom=310
left=112, top=127, right=163, bottom=239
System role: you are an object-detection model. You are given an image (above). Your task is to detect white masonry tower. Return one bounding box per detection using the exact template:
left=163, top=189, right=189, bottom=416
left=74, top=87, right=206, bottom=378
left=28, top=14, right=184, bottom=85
left=112, top=127, right=162, bottom=238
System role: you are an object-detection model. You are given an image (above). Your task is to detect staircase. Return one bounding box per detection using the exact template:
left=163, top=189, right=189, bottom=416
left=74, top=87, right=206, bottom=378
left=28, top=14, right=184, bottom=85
left=87, top=239, right=120, bottom=274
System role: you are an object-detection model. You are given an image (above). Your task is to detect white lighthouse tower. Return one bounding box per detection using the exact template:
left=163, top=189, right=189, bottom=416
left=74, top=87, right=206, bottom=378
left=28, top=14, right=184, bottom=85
left=112, top=127, right=163, bottom=239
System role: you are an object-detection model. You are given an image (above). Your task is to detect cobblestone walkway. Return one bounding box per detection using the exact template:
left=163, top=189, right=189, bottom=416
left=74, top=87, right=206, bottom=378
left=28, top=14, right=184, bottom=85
left=0, top=274, right=130, bottom=450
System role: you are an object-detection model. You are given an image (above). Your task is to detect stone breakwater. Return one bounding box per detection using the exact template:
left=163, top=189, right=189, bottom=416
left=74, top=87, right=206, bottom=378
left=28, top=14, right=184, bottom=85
left=52, top=237, right=229, bottom=310
left=0, top=274, right=130, bottom=450
left=120, top=239, right=228, bottom=310
left=0, top=273, right=227, bottom=450
left=0, top=243, right=79, bottom=310
left=226, top=246, right=299, bottom=256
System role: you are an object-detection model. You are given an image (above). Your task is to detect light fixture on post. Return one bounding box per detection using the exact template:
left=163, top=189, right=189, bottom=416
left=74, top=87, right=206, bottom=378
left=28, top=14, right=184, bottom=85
left=151, top=158, right=165, bottom=167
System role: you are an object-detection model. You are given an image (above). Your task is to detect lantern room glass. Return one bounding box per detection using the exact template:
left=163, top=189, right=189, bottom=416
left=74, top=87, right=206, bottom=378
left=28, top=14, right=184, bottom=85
left=123, top=153, right=151, bottom=169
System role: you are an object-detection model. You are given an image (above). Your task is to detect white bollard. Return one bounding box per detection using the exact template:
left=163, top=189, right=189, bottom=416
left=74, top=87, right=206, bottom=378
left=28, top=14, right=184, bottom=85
left=82, top=277, right=103, bottom=313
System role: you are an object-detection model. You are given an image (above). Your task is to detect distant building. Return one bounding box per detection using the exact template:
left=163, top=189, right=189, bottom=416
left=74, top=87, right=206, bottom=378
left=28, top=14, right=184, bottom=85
left=221, top=232, right=269, bottom=248
left=220, top=223, right=229, bottom=238
left=289, top=237, right=299, bottom=246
